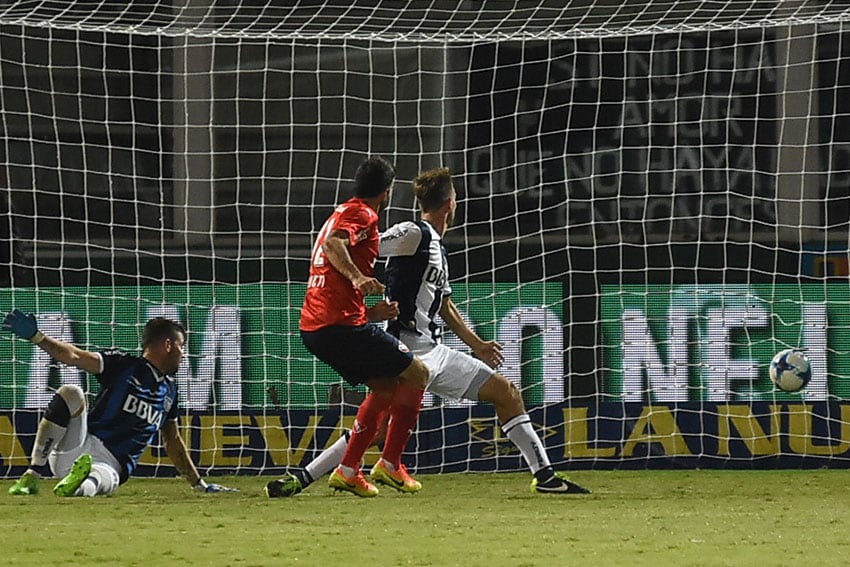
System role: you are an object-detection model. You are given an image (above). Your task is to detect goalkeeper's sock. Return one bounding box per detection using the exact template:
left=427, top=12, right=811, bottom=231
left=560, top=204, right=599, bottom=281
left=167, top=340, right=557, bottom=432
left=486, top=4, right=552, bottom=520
left=502, top=414, right=551, bottom=475
left=78, top=477, right=98, bottom=497
left=27, top=462, right=53, bottom=479
left=31, top=419, right=67, bottom=467
left=340, top=393, right=390, bottom=470
left=31, top=391, right=74, bottom=467
left=380, top=383, right=424, bottom=468
left=305, top=430, right=349, bottom=484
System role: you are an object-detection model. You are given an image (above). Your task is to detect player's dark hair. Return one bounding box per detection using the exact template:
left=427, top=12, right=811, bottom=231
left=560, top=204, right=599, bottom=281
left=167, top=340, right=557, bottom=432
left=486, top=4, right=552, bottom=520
left=353, top=156, right=395, bottom=198
left=142, top=317, right=186, bottom=348
left=413, top=168, right=454, bottom=212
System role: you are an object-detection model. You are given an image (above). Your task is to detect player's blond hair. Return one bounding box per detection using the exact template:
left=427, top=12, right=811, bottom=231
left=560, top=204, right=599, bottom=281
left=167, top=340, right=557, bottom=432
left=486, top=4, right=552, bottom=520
left=412, top=168, right=453, bottom=213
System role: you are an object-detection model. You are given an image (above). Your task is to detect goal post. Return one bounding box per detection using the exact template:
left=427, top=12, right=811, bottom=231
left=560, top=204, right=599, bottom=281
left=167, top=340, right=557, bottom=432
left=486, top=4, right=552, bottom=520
left=2, top=1, right=850, bottom=478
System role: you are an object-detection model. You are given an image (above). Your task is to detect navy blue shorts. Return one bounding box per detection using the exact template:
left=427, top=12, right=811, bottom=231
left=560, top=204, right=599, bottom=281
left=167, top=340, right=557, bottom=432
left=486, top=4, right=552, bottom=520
left=301, top=324, right=414, bottom=386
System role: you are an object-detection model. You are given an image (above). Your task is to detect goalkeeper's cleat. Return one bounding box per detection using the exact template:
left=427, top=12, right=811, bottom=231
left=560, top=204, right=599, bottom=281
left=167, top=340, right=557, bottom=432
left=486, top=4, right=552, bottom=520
left=328, top=467, right=378, bottom=498
left=370, top=460, right=422, bottom=494
left=531, top=471, right=591, bottom=495
left=53, top=453, right=92, bottom=497
left=265, top=472, right=303, bottom=498
left=8, top=471, right=40, bottom=496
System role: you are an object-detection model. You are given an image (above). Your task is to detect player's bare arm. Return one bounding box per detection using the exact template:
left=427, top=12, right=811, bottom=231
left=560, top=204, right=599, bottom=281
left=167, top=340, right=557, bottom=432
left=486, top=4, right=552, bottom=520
left=161, top=419, right=202, bottom=486
left=162, top=418, right=238, bottom=493
left=37, top=336, right=102, bottom=375
left=440, top=297, right=504, bottom=369
left=3, top=309, right=102, bottom=374
left=322, top=230, right=385, bottom=295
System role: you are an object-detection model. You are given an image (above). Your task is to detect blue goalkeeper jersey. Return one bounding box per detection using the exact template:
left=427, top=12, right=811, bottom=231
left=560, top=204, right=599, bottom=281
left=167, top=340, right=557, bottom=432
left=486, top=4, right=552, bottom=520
left=87, top=350, right=180, bottom=483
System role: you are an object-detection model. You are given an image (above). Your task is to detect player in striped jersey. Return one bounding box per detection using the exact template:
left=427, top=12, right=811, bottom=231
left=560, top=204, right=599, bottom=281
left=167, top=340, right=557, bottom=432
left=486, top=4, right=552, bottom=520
left=267, top=168, right=590, bottom=497
left=5, top=312, right=235, bottom=496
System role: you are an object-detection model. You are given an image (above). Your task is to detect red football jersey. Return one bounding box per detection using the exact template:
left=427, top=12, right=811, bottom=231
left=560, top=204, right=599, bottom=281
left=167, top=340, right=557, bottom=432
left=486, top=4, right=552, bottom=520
left=300, top=198, right=380, bottom=331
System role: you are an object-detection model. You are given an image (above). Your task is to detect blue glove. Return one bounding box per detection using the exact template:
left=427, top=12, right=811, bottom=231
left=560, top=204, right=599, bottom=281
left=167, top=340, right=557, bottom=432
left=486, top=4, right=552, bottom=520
left=194, top=479, right=238, bottom=493
left=3, top=309, right=44, bottom=343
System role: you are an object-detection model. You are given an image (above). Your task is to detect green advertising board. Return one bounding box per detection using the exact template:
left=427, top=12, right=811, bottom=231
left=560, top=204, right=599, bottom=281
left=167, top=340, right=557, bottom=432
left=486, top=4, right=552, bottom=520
left=0, top=282, right=563, bottom=410
left=601, top=284, right=850, bottom=401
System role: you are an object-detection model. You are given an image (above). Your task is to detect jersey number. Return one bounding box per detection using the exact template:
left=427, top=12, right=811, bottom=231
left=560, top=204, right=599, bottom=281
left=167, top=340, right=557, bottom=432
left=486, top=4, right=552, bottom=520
left=309, top=216, right=338, bottom=268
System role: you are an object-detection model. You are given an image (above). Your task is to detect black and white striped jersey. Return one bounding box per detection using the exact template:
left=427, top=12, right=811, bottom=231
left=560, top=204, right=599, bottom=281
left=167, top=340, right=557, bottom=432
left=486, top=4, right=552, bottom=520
left=380, top=220, right=451, bottom=345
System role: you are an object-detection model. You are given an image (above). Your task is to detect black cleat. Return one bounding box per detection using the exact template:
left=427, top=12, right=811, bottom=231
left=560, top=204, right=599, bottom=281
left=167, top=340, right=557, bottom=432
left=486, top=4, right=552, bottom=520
left=265, top=472, right=303, bottom=498
left=531, top=472, right=591, bottom=494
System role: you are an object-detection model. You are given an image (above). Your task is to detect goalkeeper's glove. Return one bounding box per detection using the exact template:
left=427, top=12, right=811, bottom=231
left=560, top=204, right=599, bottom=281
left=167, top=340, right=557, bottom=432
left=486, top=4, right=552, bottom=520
left=194, top=479, right=238, bottom=493
left=3, top=309, right=45, bottom=344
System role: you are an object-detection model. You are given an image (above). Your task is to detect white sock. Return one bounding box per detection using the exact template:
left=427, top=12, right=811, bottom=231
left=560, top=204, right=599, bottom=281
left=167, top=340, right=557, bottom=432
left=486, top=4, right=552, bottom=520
left=77, top=464, right=119, bottom=497
left=337, top=464, right=356, bottom=477
left=31, top=419, right=67, bottom=467
left=78, top=478, right=97, bottom=497
left=502, top=414, right=551, bottom=475
left=306, top=432, right=350, bottom=482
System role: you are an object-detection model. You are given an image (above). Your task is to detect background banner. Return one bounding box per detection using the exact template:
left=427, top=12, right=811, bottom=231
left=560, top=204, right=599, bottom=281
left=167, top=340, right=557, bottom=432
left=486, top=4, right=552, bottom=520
left=0, top=282, right=563, bottom=410
left=4, top=402, right=850, bottom=476
left=601, top=284, right=850, bottom=401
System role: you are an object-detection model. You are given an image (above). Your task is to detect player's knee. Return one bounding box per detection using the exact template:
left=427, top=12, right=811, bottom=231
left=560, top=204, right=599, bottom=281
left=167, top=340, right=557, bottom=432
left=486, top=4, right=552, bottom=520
left=57, top=384, right=86, bottom=417
left=487, top=374, right=525, bottom=414
left=45, top=388, right=73, bottom=427
left=503, top=378, right=522, bottom=404
left=89, top=463, right=120, bottom=496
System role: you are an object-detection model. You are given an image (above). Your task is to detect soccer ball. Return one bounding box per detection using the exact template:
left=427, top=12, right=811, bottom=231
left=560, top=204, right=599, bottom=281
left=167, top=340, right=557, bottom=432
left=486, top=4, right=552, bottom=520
left=768, top=348, right=812, bottom=392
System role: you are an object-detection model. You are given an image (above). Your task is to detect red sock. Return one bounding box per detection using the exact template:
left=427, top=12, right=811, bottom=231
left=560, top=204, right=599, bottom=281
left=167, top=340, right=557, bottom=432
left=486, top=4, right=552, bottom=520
left=340, top=392, right=391, bottom=470
left=381, top=383, right=425, bottom=468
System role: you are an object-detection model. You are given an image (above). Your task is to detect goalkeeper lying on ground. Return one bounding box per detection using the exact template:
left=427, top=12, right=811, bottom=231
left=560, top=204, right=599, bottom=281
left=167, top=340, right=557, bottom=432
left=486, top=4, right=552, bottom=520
left=4, top=311, right=236, bottom=497
left=266, top=167, right=590, bottom=498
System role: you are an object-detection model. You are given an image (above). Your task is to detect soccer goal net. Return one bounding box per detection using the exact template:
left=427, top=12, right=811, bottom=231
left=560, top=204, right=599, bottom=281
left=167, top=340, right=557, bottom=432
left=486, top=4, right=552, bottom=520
left=2, top=1, right=850, bottom=477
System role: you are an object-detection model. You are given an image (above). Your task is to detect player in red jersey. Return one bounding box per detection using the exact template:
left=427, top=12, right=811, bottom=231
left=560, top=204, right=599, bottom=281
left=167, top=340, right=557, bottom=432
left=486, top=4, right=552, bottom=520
left=299, top=156, right=429, bottom=497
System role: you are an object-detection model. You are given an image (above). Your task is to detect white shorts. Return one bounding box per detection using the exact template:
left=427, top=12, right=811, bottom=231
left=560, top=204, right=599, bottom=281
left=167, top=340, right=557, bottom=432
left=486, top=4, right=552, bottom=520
left=47, top=404, right=122, bottom=480
left=415, top=341, right=494, bottom=401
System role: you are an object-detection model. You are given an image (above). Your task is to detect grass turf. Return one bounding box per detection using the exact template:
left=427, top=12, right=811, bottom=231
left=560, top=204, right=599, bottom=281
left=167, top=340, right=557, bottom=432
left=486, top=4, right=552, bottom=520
left=2, top=470, right=848, bottom=566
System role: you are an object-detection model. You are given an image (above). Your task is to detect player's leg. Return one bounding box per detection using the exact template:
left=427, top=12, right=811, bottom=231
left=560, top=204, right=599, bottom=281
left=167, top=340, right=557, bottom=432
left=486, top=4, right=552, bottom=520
left=267, top=432, right=353, bottom=497
left=266, top=416, right=390, bottom=498
left=368, top=355, right=428, bottom=493
left=9, top=384, right=86, bottom=496
left=52, top=453, right=93, bottom=497
left=54, top=434, right=123, bottom=497
left=477, top=374, right=552, bottom=474
left=74, top=462, right=120, bottom=497
left=301, top=324, right=413, bottom=496
left=336, top=331, right=425, bottom=494
left=477, top=373, right=590, bottom=494
left=422, top=345, right=590, bottom=495
left=339, top=387, right=391, bottom=472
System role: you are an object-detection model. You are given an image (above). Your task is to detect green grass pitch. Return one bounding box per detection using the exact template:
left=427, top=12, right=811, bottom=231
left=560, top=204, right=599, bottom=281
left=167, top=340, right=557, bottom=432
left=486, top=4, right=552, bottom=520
left=2, top=470, right=848, bottom=566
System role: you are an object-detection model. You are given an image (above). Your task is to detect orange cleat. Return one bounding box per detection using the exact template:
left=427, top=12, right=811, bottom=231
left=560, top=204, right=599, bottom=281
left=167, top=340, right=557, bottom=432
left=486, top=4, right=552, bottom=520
left=370, top=460, right=422, bottom=493
left=328, top=467, right=379, bottom=497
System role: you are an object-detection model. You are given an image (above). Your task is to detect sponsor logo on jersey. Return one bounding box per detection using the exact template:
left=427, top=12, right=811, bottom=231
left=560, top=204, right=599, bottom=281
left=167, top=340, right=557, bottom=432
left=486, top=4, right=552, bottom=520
left=380, top=227, right=408, bottom=242
left=424, top=265, right=447, bottom=288
left=355, top=228, right=371, bottom=243
left=122, top=393, right=164, bottom=429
